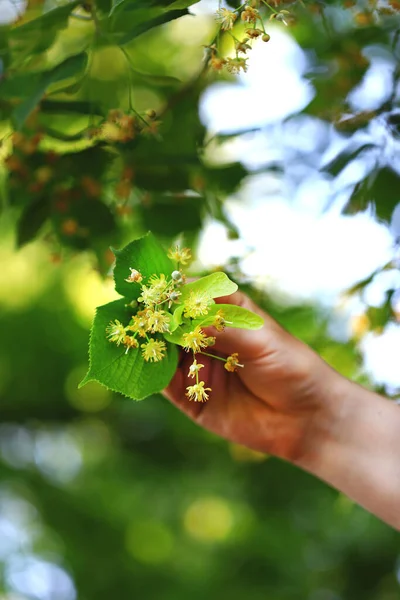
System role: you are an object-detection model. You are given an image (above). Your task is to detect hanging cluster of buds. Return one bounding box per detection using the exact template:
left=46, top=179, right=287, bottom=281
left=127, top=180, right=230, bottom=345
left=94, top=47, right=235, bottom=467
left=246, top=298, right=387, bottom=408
left=106, top=244, right=243, bottom=403
left=210, top=0, right=295, bottom=74
left=87, top=108, right=160, bottom=144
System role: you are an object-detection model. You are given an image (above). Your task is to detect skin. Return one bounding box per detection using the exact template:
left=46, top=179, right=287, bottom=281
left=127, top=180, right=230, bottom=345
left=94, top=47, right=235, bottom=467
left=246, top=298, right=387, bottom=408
left=165, top=291, right=400, bottom=530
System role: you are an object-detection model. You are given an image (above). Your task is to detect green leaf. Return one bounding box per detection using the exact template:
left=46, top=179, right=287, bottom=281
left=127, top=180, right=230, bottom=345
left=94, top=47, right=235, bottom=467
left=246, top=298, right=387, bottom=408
left=12, top=53, right=88, bottom=130
left=167, top=0, right=200, bottom=7
left=109, top=7, right=189, bottom=45
left=180, top=273, right=238, bottom=302
left=322, top=143, right=376, bottom=177
left=169, top=305, right=185, bottom=332
left=52, top=198, right=116, bottom=250
left=80, top=299, right=178, bottom=400
left=195, top=304, right=264, bottom=330
left=17, top=198, right=49, bottom=247
left=112, top=232, right=174, bottom=300
left=203, top=163, right=247, bottom=195
left=164, top=320, right=193, bottom=346
left=40, top=100, right=104, bottom=116
left=9, top=1, right=81, bottom=57
left=344, top=167, right=400, bottom=223
left=141, top=195, right=203, bottom=236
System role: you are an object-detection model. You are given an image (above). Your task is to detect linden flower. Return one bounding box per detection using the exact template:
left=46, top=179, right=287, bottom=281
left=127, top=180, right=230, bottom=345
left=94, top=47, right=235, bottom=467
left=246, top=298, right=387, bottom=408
left=245, top=28, right=262, bottom=38
left=241, top=6, right=259, bottom=22
left=168, top=246, right=192, bottom=266
left=128, top=312, right=149, bottom=337
left=210, top=56, right=227, bottom=71
left=226, top=57, right=248, bottom=74
left=141, top=339, right=166, bottom=362
left=146, top=309, right=170, bottom=333
left=183, top=290, right=213, bottom=319
left=138, top=284, right=162, bottom=306
left=235, top=38, right=252, bottom=54
left=123, top=335, right=139, bottom=354
left=125, top=268, right=143, bottom=283
left=215, top=8, right=237, bottom=30
left=182, top=327, right=216, bottom=353
left=224, top=353, right=244, bottom=373
left=148, top=274, right=168, bottom=295
left=186, top=381, right=211, bottom=403
left=106, top=320, right=127, bottom=346
left=188, top=359, right=205, bottom=379
left=213, top=309, right=232, bottom=332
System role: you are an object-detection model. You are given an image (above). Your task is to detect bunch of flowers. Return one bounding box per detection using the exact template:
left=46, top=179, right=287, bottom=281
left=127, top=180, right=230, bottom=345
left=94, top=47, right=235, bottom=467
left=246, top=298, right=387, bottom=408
left=210, top=0, right=295, bottom=74
left=105, top=244, right=245, bottom=403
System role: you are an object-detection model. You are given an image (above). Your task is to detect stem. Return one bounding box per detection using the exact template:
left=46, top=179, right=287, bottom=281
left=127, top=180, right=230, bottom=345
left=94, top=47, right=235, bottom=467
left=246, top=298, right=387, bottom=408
left=91, top=1, right=102, bottom=35
left=234, top=3, right=248, bottom=12
left=194, top=352, right=199, bottom=385
left=260, top=0, right=278, bottom=14
left=118, top=47, right=150, bottom=126
left=199, top=351, right=227, bottom=363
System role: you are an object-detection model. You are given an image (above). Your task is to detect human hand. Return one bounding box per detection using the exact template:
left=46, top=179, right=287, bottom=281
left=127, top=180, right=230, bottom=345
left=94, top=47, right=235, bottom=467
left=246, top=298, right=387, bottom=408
left=164, top=291, right=338, bottom=463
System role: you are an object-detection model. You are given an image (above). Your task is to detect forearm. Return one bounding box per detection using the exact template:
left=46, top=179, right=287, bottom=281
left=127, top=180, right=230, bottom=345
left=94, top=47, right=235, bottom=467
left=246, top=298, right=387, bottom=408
left=297, top=372, right=400, bottom=530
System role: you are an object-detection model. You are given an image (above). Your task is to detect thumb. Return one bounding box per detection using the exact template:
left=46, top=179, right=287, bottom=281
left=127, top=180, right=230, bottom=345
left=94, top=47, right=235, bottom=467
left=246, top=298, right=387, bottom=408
left=206, top=291, right=284, bottom=360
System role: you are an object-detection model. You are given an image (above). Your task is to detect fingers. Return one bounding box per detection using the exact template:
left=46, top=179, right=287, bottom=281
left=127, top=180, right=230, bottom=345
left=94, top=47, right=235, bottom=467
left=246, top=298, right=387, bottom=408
left=207, top=290, right=284, bottom=361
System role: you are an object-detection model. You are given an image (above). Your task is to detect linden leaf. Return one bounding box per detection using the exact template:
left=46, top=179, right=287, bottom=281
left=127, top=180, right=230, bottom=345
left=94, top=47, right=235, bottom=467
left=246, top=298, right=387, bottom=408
left=112, top=232, right=174, bottom=300
left=80, top=299, right=178, bottom=400
left=194, top=304, right=264, bottom=330
left=169, top=305, right=185, bottom=332
left=164, top=321, right=193, bottom=346
left=180, top=273, right=238, bottom=302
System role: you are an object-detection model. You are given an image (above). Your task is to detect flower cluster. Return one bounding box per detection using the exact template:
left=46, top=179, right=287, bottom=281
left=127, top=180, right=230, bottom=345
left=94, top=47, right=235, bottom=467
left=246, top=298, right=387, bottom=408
left=105, top=244, right=244, bottom=402
left=210, top=1, right=295, bottom=75
left=87, top=108, right=161, bottom=144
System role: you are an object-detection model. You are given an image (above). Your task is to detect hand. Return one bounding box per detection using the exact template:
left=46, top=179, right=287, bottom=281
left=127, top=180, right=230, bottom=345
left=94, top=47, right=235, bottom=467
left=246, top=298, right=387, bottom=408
left=164, top=291, right=337, bottom=462
left=165, top=292, right=400, bottom=529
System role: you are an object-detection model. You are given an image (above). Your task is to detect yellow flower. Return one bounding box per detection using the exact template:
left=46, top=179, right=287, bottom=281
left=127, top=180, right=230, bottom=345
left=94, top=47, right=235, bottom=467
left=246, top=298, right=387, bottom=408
left=241, top=6, right=259, bottom=22
left=138, top=285, right=161, bottom=306
left=235, top=39, right=252, bottom=54
left=128, top=312, right=149, bottom=337
left=182, top=327, right=216, bottom=353
left=245, top=28, right=263, bottom=38
left=125, top=268, right=143, bottom=283
left=123, top=335, right=139, bottom=353
left=183, top=290, right=213, bottom=319
left=168, top=246, right=192, bottom=265
left=224, top=353, right=244, bottom=372
left=146, top=309, right=171, bottom=333
left=186, top=381, right=211, bottom=402
left=141, top=339, right=166, bottom=362
left=226, top=57, right=248, bottom=74
left=188, top=359, right=205, bottom=379
left=106, top=320, right=127, bottom=346
left=215, top=8, right=237, bottom=30
left=211, top=56, right=227, bottom=71
left=213, top=309, right=231, bottom=332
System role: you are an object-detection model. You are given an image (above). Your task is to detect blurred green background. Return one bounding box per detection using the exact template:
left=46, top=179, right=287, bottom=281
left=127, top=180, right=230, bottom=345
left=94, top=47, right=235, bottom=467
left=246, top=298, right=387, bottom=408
left=1, top=0, right=400, bottom=599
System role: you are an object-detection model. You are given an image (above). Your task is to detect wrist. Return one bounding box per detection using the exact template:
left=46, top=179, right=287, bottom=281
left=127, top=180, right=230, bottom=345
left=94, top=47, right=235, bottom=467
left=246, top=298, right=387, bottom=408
left=291, top=362, right=356, bottom=472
